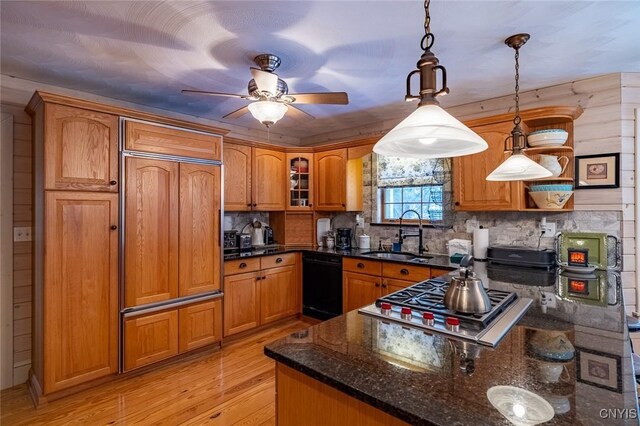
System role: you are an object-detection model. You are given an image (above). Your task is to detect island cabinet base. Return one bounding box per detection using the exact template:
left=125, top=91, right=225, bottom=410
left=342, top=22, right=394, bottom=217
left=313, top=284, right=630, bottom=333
left=275, top=363, right=409, bottom=426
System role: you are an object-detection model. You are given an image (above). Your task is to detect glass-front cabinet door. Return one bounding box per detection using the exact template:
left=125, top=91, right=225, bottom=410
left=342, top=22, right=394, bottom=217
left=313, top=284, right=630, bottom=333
left=286, top=153, right=314, bottom=211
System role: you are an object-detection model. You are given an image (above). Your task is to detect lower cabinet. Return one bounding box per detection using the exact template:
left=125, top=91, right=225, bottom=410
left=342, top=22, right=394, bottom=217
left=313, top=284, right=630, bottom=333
left=124, top=299, right=222, bottom=371
left=223, top=255, right=299, bottom=337
left=342, top=258, right=454, bottom=311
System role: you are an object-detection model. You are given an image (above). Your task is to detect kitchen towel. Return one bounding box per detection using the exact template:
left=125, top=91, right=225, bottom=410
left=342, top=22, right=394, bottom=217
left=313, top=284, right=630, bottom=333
left=473, top=227, right=489, bottom=260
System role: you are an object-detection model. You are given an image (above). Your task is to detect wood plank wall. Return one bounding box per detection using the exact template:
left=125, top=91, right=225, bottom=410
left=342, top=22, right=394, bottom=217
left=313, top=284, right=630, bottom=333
left=1, top=102, right=33, bottom=385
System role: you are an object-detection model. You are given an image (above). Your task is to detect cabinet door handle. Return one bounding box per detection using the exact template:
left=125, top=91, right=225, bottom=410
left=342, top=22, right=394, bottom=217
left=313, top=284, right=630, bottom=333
left=309, top=203, right=313, bottom=207
left=109, top=180, right=117, bottom=186
left=382, top=283, right=387, bottom=288
left=247, top=203, right=252, bottom=207
left=275, top=257, right=283, bottom=263
left=400, top=268, right=409, bottom=275
left=454, top=201, right=460, bottom=206
left=239, top=262, right=247, bottom=269
left=341, top=203, right=346, bottom=207
left=110, top=225, right=118, bottom=230
left=262, top=276, right=267, bottom=280
left=375, top=282, right=380, bottom=287
left=252, top=203, right=257, bottom=207
left=357, top=262, right=365, bottom=269
left=256, top=276, right=262, bottom=281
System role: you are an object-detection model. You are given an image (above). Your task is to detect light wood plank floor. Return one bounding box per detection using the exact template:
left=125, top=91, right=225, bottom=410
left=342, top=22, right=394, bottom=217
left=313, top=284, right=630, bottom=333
left=1, top=318, right=312, bottom=425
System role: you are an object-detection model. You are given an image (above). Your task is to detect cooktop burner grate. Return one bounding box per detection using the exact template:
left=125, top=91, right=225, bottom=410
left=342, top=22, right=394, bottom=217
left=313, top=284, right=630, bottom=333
left=375, top=278, right=517, bottom=330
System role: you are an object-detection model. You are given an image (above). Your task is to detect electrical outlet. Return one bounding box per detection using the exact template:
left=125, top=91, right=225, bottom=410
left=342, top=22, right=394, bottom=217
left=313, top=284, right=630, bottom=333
left=14, top=227, right=32, bottom=242
left=355, top=214, right=365, bottom=228
left=541, top=292, right=557, bottom=309
left=540, top=221, right=556, bottom=237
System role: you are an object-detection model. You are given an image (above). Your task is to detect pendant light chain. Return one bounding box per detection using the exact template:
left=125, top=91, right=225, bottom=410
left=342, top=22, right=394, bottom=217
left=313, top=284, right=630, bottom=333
left=513, top=46, right=521, bottom=126
left=421, top=0, right=434, bottom=51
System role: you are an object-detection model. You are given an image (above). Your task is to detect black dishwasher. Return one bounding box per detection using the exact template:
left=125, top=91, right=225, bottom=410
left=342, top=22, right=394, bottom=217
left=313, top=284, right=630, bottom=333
left=302, top=252, right=343, bottom=320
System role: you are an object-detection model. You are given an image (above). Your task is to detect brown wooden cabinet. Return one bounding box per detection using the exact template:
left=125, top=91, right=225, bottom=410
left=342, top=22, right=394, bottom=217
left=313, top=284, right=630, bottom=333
left=453, top=121, right=519, bottom=211
left=314, top=148, right=347, bottom=211
left=253, top=148, right=286, bottom=211
left=342, top=258, right=453, bottom=311
left=223, top=143, right=252, bottom=211
left=42, top=191, right=119, bottom=393
left=223, top=254, right=300, bottom=337
left=124, top=120, right=222, bottom=161
left=286, top=153, right=314, bottom=210
left=453, top=106, right=582, bottom=211
left=124, top=157, right=179, bottom=307
left=124, top=310, right=179, bottom=371
left=260, top=265, right=297, bottom=324
left=179, top=163, right=221, bottom=296
left=343, top=271, right=381, bottom=312
left=44, top=104, right=119, bottom=192
left=223, top=271, right=261, bottom=336
left=178, top=300, right=222, bottom=352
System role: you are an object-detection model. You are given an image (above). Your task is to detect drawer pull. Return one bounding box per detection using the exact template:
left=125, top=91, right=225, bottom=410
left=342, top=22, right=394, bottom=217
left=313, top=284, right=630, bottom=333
left=256, top=276, right=262, bottom=281
left=262, top=276, right=267, bottom=280
left=375, top=282, right=380, bottom=287
left=357, top=262, right=365, bottom=269
left=400, top=268, right=409, bottom=275
left=275, top=257, right=283, bottom=263
left=110, top=225, right=118, bottom=230
left=239, top=262, right=247, bottom=269
left=382, top=283, right=387, bottom=288
left=110, top=180, right=117, bottom=186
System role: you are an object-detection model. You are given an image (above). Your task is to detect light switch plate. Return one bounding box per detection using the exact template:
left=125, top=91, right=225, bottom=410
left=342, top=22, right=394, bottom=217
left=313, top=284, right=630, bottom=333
left=14, top=227, right=32, bottom=242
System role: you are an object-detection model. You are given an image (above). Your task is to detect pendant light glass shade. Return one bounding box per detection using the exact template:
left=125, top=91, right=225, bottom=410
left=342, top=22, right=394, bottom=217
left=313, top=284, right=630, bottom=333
left=486, top=153, right=552, bottom=181
left=248, top=101, right=287, bottom=127
left=373, top=104, right=488, bottom=158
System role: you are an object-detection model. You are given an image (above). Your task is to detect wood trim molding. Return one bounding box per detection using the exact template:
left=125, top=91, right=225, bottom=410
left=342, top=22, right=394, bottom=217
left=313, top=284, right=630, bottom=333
left=463, top=106, right=584, bottom=128
left=25, top=91, right=229, bottom=136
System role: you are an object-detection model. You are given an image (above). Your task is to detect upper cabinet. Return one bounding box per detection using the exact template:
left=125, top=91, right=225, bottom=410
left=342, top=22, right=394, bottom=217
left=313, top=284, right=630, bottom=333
left=223, top=143, right=286, bottom=212
left=287, top=153, right=314, bottom=211
left=314, top=148, right=363, bottom=212
left=314, top=148, right=347, bottom=211
left=223, top=143, right=252, bottom=211
left=453, top=121, right=520, bottom=211
left=44, top=104, right=119, bottom=192
left=453, top=106, right=583, bottom=212
left=252, top=148, right=286, bottom=211
left=124, top=120, right=221, bottom=161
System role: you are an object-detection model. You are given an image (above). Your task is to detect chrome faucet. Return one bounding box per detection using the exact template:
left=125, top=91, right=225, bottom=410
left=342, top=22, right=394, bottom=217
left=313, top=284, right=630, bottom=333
left=398, top=209, right=426, bottom=255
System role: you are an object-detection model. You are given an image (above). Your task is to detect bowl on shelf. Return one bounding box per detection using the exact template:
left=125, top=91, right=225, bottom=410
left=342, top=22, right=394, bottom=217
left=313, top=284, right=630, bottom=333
left=529, top=184, right=573, bottom=192
left=529, top=190, right=573, bottom=209
left=527, top=129, right=568, bottom=147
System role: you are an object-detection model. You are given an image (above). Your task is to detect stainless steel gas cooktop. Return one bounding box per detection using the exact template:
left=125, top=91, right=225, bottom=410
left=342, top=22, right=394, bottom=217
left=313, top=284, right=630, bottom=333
left=359, top=278, right=532, bottom=347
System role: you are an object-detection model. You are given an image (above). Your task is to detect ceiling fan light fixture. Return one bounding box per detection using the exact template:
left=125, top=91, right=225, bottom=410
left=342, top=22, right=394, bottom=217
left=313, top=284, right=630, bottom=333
left=373, top=0, right=487, bottom=159
left=248, top=101, right=288, bottom=127
left=374, top=104, right=488, bottom=158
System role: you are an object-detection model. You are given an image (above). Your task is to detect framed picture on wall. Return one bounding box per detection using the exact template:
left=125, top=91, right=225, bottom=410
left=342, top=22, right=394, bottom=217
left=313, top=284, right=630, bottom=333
left=576, top=347, right=622, bottom=392
left=575, top=153, right=620, bottom=189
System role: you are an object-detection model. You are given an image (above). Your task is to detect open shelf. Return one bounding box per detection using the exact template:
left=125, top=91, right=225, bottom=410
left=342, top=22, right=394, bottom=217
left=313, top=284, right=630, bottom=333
left=523, top=146, right=573, bottom=155
left=524, top=177, right=574, bottom=182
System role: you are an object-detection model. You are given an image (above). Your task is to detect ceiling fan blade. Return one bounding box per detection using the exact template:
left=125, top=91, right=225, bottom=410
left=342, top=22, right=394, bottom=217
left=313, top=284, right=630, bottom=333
left=182, top=89, right=250, bottom=99
left=285, top=104, right=315, bottom=121
left=223, top=105, right=250, bottom=119
left=286, top=92, right=349, bottom=105
left=250, top=68, right=278, bottom=96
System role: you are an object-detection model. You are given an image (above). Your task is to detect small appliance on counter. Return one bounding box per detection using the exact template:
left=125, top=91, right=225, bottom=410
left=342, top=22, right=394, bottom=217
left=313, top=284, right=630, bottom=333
left=358, top=234, right=371, bottom=250
left=336, top=228, right=352, bottom=250
left=555, top=232, right=621, bottom=271
left=264, top=226, right=274, bottom=245
left=237, top=233, right=252, bottom=253
left=250, top=219, right=264, bottom=247
left=223, top=230, right=238, bottom=252
left=487, top=246, right=556, bottom=270
left=316, top=218, right=331, bottom=246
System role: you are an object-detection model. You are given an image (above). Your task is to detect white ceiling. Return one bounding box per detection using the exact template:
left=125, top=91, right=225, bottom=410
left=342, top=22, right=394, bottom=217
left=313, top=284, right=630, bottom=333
left=2, top=1, right=639, bottom=141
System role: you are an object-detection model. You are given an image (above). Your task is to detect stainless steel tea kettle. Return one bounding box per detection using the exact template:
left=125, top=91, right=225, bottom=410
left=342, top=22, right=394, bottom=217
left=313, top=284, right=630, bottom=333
left=444, top=255, right=492, bottom=314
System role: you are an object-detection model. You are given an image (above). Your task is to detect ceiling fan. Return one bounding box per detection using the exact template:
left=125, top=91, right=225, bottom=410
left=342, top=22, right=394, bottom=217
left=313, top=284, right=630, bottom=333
left=182, top=53, right=349, bottom=127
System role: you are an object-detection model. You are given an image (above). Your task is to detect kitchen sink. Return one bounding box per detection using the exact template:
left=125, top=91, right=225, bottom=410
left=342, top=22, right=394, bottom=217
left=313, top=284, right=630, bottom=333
left=360, top=251, right=433, bottom=262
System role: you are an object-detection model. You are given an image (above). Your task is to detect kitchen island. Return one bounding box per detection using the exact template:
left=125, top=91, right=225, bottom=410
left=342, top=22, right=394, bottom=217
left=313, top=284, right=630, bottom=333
left=265, top=265, right=639, bottom=425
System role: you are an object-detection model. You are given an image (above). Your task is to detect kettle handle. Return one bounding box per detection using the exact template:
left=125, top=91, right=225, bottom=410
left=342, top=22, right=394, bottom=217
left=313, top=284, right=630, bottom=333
left=459, top=254, right=474, bottom=268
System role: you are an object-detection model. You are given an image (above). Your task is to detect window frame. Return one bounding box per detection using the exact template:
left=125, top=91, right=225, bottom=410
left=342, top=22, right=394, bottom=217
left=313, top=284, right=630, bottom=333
left=379, top=184, right=444, bottom=224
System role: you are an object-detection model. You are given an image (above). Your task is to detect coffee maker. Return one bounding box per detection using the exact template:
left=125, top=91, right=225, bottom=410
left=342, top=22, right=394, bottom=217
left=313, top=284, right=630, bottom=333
left=336, top=228, right=352, bottom=250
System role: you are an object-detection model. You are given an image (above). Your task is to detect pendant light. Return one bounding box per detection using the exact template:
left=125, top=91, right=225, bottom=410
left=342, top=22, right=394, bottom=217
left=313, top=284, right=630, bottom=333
left=248, top=100, right=288, bottom=128
left=486, top=34, right=552, bottom=181
left=373, top=0, right=487, bottom=159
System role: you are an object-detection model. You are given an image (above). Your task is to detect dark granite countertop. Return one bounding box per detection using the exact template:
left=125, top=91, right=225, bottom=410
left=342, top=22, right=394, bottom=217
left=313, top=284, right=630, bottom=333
left=264, top=264, right=639, bottom=425
left=224, top=246, right=457, bottom=270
